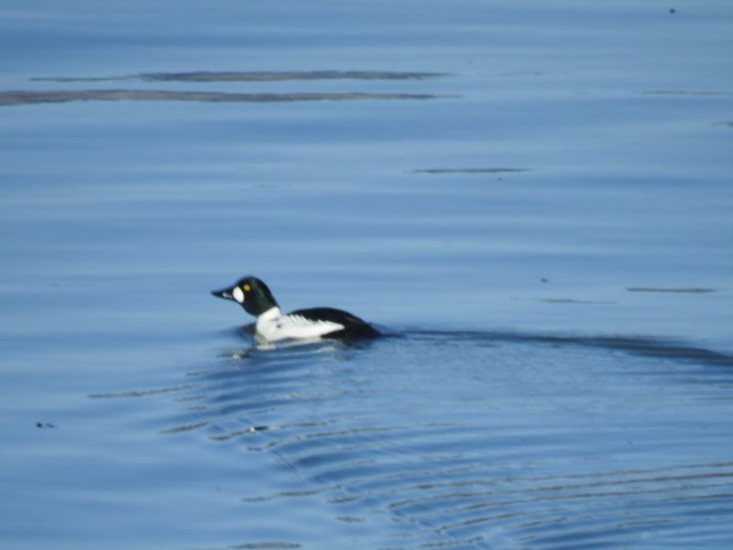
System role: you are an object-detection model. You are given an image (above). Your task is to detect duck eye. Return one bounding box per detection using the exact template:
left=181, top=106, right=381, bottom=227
left=243, top=284, right=251, bottom=292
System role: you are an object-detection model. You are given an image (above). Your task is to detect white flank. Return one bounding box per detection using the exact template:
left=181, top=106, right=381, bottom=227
left=255, top=307, right=344, bottom=343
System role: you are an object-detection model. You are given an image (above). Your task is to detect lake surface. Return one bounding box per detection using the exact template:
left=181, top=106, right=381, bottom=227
left=2, top=1, right=733, bottom=548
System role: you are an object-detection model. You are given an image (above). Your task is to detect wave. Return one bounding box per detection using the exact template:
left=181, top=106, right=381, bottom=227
left=94, top=328, right=733, bottom=547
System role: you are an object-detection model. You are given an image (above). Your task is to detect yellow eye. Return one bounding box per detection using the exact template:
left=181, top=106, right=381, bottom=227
left=243, top=284, right=251, bottom=292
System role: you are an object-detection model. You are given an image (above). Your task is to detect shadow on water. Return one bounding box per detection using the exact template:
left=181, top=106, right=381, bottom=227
left=93, top=328, right=733, bottom=548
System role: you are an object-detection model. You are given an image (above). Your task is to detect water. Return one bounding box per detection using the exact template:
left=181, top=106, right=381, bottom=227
left=2, top=0, right=733, bottom=548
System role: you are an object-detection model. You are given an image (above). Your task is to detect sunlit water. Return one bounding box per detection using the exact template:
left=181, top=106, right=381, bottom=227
left=2, top=1, right=733, bottom=548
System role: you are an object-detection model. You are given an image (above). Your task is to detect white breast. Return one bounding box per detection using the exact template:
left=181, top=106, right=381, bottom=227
left=255, top=308, right=344, bottom=343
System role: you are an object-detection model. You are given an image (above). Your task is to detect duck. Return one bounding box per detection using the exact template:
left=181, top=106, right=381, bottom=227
left=211, top=275, right=381, bottom=343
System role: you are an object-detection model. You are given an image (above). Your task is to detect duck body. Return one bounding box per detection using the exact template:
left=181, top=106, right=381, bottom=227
left=212, top=276, right=381, bottom=344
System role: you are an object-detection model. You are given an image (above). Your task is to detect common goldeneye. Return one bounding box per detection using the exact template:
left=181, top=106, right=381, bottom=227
left=211, top=276, right=381, bottom=343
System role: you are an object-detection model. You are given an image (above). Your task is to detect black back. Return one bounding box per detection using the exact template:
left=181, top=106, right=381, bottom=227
left=288, top=307, right=381, bottom=340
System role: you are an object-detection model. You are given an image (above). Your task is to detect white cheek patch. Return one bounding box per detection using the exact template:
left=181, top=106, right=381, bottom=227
left=232, top=286, right=245, bottom=303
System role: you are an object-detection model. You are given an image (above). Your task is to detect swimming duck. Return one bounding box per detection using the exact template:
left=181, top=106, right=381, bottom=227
left=212, top=275, right=381, bottom=343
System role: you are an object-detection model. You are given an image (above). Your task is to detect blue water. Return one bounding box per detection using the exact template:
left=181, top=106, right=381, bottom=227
left=2, top=1, right=733, bottom=548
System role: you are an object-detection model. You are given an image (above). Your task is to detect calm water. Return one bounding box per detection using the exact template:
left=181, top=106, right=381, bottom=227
left=2, top=1, right=733, bottom=548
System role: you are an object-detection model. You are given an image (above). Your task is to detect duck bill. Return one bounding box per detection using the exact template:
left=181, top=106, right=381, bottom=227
left=211, top=287, right=235, bottom=301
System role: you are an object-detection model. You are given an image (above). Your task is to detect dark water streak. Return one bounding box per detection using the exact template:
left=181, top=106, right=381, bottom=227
left=32, top=70, right=447, bottom=83
left=0, top=89, right=443, bottom=107
left=415, top=167, right=533, bottom=174
left=626, top=287, right=720, bottom=294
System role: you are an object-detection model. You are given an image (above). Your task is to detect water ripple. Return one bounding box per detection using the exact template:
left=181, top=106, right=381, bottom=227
left=150, top=330, right=733, bottom=547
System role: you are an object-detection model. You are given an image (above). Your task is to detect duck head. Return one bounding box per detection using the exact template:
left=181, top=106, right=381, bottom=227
left=211, top=276, right=279, bottom=317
